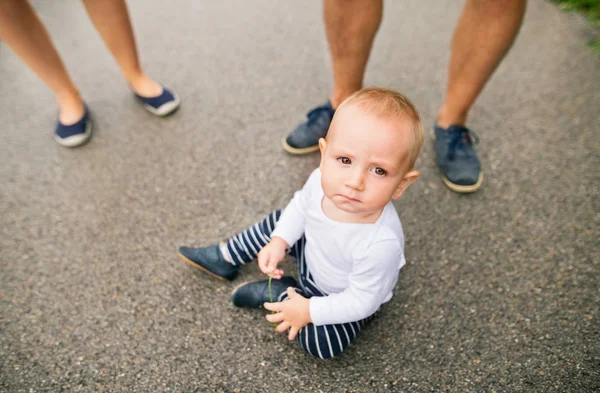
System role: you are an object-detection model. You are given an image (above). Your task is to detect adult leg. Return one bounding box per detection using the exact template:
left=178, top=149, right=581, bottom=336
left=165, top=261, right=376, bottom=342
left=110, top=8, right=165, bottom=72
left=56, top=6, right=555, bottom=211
left=325, top=0, right=383, bottom=108
left=437, top=0, right=527, bottom=128
left=433, top=0, right=526, bottom=193
left=0, top=0, right=84, bottom=124
left=283, top=0, right=382, bottom=154
left=81, top=0, right=162, bottom=97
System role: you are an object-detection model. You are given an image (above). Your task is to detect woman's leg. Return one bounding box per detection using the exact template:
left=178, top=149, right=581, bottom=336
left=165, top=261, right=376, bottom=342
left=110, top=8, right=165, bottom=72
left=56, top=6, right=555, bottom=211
left=81, top=0, right=162, bottom=97
left=0, top=0, right=84, bottom=124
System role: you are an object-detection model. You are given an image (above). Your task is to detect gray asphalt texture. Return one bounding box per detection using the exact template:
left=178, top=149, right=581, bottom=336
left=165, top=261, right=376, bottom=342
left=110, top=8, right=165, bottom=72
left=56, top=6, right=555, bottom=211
left=1, top=0, right=599, bottom=392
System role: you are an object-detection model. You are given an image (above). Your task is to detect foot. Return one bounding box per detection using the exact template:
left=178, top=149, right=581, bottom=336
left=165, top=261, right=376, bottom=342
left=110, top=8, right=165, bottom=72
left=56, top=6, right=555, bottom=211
left=57, top=95, right=86, bottom=125
left=54, top=104, right=92, bottom=148
left=231, top=277, right=298, bottom=308
left=130, top=74, right=163, bottom=97
left=433, top=124, right=483, bottom=193
left=282, top=101, right=335, bottom=155
left=178, top=245, right=239, bottom=281
left=132, top=75, right=180, bottom=117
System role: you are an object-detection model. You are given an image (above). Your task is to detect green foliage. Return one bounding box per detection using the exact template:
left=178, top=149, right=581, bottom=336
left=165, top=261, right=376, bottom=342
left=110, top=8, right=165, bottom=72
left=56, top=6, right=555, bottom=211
left=552, top=0, right=600, bottom=26
left=552, top=0, right=599, bottom=54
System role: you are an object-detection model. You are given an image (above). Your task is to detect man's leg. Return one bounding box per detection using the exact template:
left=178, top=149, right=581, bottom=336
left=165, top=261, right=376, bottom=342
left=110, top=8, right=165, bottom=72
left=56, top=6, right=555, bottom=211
left=0, top=0, right=84, bottom=125
left=433, top=0, right=526, bottom=193
left=283, top=0, right=382, bottom=154
left=437, top=0, right=527, bottom=127
left=325, top=0, right=383, bottom=108
left=81, top=0, right=161, bottom=98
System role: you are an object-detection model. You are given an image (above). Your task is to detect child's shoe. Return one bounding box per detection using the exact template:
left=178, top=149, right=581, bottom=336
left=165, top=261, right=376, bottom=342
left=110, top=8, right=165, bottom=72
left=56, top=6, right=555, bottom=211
left=54, top=105, right=92, bottom=147
left=231, top=277, right=298, bottom=308
left=282, top=101, right=334, bottom=155
left=177, top=245, right=239, bottom=281
left=135, top=85, right=180, bottom=116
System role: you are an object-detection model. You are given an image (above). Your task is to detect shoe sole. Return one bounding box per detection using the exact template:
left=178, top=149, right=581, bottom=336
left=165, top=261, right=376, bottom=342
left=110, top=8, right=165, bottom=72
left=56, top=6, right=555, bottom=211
left=281, top=138, right=320, bottom=155
left=54, top=118, right=92, bottom=148
left=431, top=132, right=484, bottom=193
left=143, top=93, right=181, bottom=117
left=231, top=281, right=251, bottom=297
left=177, top=251, right=230, bottom=282
left=441, top=172, right=484, bottom=193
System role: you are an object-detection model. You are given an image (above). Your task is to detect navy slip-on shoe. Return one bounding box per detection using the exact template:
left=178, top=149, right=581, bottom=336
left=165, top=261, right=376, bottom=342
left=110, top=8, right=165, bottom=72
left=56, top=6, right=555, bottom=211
left=231, top=277, right=298, bottom=308
left=135, top=85, right=180, bottom=117
left=433, top=124, right=483, bottom=193
left=282, top=101, right=335, bottom=155
left=177, top=245, right=239, bottom=281
left=54, top=105, right=92, bottom=147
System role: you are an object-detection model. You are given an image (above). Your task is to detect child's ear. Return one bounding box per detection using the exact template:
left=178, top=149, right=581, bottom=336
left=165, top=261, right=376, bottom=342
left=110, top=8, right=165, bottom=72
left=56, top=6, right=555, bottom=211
left=392, top=170, right=419, bottom=200
left=318, top=138, right=327, bottom=169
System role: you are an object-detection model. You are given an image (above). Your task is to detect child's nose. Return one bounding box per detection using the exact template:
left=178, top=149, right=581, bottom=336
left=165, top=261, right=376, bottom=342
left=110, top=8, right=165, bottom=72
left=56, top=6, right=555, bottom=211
left=346, top=170, right=365, bottom=190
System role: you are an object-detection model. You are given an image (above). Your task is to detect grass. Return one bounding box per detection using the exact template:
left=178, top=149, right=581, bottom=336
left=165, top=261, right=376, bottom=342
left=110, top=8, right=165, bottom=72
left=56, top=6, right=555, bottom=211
left=552, top=0, right=600, bottom=53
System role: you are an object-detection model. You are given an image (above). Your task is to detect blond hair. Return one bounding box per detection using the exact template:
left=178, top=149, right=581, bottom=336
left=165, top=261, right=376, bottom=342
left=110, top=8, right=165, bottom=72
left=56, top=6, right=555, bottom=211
left=336, top=87, right=424, bottom=170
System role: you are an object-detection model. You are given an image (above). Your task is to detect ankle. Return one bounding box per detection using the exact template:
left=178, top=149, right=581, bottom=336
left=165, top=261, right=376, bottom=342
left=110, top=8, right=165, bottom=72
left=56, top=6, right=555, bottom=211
left=219, top=242, right=234, bottom=264
left=127, top=72, right=162, bottom=97
left=56, top=91, right=85, bottom=125
left=437, top=105, right=468, bottom=129
left=330, top=89, right=358, bottom=110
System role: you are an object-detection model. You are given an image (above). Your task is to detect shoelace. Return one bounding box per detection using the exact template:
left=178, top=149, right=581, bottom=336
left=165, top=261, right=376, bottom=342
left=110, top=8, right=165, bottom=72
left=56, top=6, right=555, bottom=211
left=306, top=104, right=334, bottom=127
left=447, top=126, right=479, bottom=160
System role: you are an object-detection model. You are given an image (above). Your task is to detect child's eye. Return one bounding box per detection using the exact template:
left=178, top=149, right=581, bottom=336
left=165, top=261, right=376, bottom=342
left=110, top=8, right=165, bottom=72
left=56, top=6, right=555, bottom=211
left=372, top=167, right=387, bottom=176
left=338, top=157, right=351, bottom=165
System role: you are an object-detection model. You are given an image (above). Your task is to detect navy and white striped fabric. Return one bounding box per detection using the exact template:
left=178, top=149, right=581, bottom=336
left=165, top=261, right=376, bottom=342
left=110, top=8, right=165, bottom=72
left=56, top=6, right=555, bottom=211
left=226, top=210, right=374, bottom=359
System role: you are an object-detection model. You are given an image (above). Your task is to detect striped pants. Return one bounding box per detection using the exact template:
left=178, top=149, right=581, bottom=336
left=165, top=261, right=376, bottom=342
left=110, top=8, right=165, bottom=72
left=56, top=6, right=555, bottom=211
left=226, top=210, right=374, bottom=359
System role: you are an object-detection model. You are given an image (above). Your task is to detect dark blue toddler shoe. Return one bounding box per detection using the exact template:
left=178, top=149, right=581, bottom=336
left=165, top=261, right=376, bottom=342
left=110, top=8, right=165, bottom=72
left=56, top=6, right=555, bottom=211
left=231, top=277, right=298, bottom=308
left=54, top=105, right=92, bottom=147
left=135, top=85, right=180, bottom=116
left=178, top=245, right=239, bottom=281
left=433, top=124, right=483, bottom=193
left=282, top=101, right=335, bottom=155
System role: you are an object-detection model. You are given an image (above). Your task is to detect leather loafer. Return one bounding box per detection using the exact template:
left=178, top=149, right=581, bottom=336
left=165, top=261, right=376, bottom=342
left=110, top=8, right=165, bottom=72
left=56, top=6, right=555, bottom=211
left=177, top=245, right=239, bottom=281
left=231, top=276, right=298, bottom=308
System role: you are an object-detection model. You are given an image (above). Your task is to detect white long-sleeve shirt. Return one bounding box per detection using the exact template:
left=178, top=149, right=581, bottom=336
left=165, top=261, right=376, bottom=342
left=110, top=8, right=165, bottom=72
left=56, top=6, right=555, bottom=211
left=271, top=169, right=406, bottom=326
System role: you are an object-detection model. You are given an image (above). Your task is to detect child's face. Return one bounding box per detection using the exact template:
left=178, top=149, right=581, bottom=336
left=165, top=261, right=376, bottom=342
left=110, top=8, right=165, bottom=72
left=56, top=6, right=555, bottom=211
left=319, top=105, right=419, bottom=219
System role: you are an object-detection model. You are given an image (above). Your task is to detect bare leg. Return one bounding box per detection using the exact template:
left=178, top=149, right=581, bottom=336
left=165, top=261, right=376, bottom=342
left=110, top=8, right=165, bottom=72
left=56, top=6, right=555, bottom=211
left=324, top=0, right=383, bottom=108
left=0, top=0, right=84, bottom=124
left=82, top=0, right=162, bottom=97
left=437, top=0, right=526, bottom=128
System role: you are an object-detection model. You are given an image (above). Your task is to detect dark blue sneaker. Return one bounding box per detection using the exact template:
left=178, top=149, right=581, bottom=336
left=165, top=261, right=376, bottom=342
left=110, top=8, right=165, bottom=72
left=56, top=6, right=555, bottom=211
left=54, top=105, right=92, bottom=147
left=282, top=101, right=335, bottom=155
left=433, top=124, right=483, bottom=193
left=231, top=277, right=298, bottom=308
left=135, top=85, right=180, bottom=116
left=178, top=245, right=239, bottom=281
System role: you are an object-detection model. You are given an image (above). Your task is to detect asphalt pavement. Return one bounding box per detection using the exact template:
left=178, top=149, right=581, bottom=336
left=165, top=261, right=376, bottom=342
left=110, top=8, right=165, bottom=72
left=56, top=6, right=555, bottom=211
left=1, top=0, right=599, bottom=392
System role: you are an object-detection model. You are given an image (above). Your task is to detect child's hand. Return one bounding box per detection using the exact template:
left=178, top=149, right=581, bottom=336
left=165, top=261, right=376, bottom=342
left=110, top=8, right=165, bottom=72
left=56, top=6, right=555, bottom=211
left=264, top=288, right=312, bottom=340
left=258, top=237, right=288, bottom=279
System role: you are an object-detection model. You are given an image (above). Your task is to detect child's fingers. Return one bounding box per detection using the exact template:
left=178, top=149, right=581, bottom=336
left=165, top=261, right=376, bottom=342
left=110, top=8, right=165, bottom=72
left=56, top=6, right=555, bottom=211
left=265, top=312, right=285, bottom=323
left=257, top=252, right=268, bottom=272
left=275, top=321, right=291, bottom=333
left=263, top=302, right=282, bottom=312
left=286, top=287, right=297, bottom=298
left=288, top=326, right=300, bottom=341
left=265, top=257, right=278, bottom=273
